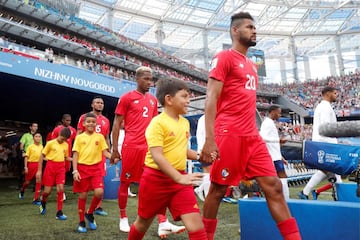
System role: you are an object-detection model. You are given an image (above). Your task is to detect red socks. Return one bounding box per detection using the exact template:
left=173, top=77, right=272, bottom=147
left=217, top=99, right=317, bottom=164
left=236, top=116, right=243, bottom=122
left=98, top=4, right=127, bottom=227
left=88, top=196, right=101, bottom=214
left=34, top=182, right=41, bottom=200
left=78, top=198, right=86, bottom=222
left=118, top=181, right=130, bottom=218
left=188, top=228, right=207, bottom=240
left=202, top=217, right=217, bottom=240
left=157, top=214, right=167, bottom=223
left=277, top=217, right=302, bottom=240
left=56, top=191, right=64, bottom=212
left=128, top=224, right=145, bottom=240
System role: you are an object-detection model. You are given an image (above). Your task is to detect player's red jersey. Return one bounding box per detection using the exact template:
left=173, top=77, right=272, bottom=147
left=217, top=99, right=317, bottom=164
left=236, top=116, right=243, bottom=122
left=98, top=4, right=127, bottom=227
left=51, top=125, right=77, bottom=156
left=77, top=113, right=110, bottom=137
left=209, top=49, right=258, bottom=136
left=115, top=90, right=158, bottom=148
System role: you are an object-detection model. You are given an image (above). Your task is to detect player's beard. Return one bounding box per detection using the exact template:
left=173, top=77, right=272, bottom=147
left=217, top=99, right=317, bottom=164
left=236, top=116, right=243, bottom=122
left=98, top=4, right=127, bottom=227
left=239, top=35, right=256, bottom=47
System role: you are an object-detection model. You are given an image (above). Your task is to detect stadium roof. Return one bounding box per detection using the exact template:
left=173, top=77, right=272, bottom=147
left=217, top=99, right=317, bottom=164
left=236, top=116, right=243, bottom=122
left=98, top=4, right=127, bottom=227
left=78, top=0, right=360, bottom=69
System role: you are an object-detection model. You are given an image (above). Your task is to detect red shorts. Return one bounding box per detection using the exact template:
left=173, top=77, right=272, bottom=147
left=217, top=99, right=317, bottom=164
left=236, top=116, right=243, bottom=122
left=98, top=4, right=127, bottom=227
left=138, top=167, right=200, bottom=221
left=211, top=135, right=276, bottom=186
left=120, top=147, right=147, bottom=182
left=73, top=163, right=104, bottom=193
left=25, top=162, right=38, bottom=182
left=42, top=161, right=66, bottom=187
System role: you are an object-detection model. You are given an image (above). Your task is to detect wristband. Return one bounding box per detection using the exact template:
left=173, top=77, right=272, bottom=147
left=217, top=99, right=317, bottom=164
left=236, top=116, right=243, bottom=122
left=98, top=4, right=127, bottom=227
left=72, top=170, right=79, bottom=174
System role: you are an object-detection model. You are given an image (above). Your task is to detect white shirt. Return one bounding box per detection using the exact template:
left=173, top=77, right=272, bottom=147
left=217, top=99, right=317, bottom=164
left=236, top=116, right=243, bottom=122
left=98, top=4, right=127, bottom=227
left=312, top=100, right=337, bottom=144
left=259, top=117, right=282, bottom=161
left=196, top=115, right=205, bottom=152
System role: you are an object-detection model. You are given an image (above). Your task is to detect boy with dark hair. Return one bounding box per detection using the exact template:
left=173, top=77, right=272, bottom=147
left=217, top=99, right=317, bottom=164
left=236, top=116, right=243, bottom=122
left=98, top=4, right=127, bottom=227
left=36, top=127, right=72, bottom=220
left=19, top=132, right=43, bottom=204
left=72, top=112, right=111, bottom=233
left=128, top=78, right=206, bottom=240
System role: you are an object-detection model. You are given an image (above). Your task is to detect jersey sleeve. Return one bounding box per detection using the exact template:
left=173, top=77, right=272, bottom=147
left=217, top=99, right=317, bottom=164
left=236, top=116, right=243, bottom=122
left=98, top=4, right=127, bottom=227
left=145, top=118, right=164, bottom=148
left=209, top=51, right=231, bottom=83
left=114, top=94, right=129, bottom=116
left=77, top=114, right=85, bottom=132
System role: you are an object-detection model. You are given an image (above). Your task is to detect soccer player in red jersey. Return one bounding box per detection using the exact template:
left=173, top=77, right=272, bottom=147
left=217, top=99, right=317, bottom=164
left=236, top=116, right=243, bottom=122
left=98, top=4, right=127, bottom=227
left=72, top=112, right=111, bottom=233
left=200, top=12, right=301, bottom=240
left=111, top=66, right=185, bottom=237
left=77, top=96, right=111, bottom=216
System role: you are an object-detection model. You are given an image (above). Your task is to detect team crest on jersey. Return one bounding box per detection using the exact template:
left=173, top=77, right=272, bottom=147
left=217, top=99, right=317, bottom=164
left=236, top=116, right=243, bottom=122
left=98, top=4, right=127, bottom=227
left=239, top=63, right=244, bottom=68
left=95, top=141, right=99, bottom=145
left=221, top=168, right=229, bottom=179
left=210, top=57, right=218, bottom=71
left=149, top=99, right=155, bottom=106
left=101, top=120, right=106, bottom=126
left=134, top=100, right=139, bottom=104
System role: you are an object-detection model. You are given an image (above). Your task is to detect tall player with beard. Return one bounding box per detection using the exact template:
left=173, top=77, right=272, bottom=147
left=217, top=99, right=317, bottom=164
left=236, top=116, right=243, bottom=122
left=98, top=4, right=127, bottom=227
left=111, top=66, right=185, bottom=238
left=77, top=96, right=111, bottom=216
left=200, top=12, right=301, bottom=240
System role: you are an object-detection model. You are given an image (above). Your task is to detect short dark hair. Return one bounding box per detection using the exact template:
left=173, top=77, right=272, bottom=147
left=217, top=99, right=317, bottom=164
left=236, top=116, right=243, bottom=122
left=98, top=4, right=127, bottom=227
left=92, top=96, right=103, bottom=101
left=84, top=112, right=97, bottom=120
left=268, top=104, right=281, bottom=113
left=59, top=127, right=71, bottom=139
left=231, top=12, right=254, bottom=27
left=156, top=78, right=189, bottom=106
left=62, top=114, right=71, bottom=120
left=321, top=86, right=337, bottom=96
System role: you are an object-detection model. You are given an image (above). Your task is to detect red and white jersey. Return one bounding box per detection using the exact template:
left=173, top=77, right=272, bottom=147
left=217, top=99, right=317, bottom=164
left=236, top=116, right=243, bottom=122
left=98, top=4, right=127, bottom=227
left=115, top=90, right=158, bottom=148
left=77, top=113, right=110, bottom=137
left=209, top=49, right=258, bottom=136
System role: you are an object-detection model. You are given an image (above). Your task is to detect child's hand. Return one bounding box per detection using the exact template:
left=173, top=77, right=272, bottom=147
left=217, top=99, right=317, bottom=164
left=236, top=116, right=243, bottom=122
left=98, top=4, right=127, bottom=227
left=73, top=172, right=81, bottom=182
left=178, top=172, right=204, bottom=186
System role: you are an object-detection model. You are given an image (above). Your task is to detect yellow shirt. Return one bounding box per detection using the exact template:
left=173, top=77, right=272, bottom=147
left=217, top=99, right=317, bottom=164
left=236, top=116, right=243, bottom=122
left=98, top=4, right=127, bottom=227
left=26, top=143, right=43, bottom=163
left=145, top=112, right=190, bottom=171
left=42, top=139, right=68, bottom=162
left=73, top=132, right=108, bottom=165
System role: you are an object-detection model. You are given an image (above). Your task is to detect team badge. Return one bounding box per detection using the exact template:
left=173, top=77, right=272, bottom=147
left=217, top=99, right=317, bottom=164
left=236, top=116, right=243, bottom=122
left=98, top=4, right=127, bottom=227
left=239, top=63, right=244, bottom=68
left=150, top=99, right=155, bottom=106
left=134, top=100, right=139, bottom=104
left=95, top=141, right=99, bottom=145
left=125, top=172, right=131, bottom=179
left=221, top=168, right=229, bottom=179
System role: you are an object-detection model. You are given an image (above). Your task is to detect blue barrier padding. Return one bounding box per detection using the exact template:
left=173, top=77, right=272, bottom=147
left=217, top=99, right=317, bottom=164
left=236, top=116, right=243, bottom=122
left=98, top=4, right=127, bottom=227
left=336, top=183, right=360, bottom=203
left=238, top=198, right=360, bottom=240
left=103, top=159, right=121, bottom=200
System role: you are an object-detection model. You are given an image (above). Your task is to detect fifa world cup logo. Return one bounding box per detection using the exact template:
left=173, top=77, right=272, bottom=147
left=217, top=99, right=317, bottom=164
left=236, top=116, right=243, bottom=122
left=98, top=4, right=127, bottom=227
left=317, top=150, right=325, bottom=164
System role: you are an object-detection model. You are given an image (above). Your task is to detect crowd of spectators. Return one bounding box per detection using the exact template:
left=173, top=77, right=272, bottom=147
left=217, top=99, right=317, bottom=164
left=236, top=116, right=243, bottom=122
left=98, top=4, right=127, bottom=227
left=0, top=9, right=207, bottom=92
left=258, top=72, right=360, bottom=117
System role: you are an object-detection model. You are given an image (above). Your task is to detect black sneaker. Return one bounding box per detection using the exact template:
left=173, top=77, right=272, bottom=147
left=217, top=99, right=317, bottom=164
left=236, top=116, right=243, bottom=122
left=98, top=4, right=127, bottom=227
left=56, top=210, right=68, bottom=220
left=77, top=221, right=87, bottom=233
left=85, top=213, right=97, bottom=230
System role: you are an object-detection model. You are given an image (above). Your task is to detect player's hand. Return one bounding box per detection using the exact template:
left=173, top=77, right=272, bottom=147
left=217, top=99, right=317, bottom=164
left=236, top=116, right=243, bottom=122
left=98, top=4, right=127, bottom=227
left=22, top=152, right=26, bottom=158
left=110, top=151, right=120, bottom=165
left=73, top=172, right=81, bottom=182
left=35, top=171, right=42, bottom=182
left=177, top=173, right=204, bottom=185
left=201, top=140, right=219, bottom=164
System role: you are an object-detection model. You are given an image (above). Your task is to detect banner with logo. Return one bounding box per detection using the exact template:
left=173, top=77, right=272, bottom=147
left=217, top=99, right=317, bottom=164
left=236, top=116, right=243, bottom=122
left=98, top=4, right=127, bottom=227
left=303, top=140, right=360, bottom=175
